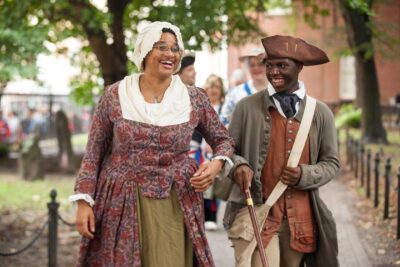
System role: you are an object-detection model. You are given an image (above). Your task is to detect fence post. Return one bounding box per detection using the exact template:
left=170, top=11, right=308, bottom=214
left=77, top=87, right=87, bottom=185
left=383, top=158, right=391, bottom=219
left=345, top=125, right=349, bottom=165
left=354, top=141, right=359, bottom=179
left=374, top=153, right=380, bottom=208
left=366, top=149, right=371, bottom=198
left=360, top=144, right=365, bottom=187
left=349, top=138, right=353, bottom=170
left=397, top=166, right=400, bottom=239
left=47, top=189, right=59, bottom=267
left=337, top=129, right=340, bottom=160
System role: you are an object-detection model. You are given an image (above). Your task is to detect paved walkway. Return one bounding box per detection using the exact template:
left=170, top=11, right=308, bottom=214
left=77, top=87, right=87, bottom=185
left=206, top=177, right=373, bottom=267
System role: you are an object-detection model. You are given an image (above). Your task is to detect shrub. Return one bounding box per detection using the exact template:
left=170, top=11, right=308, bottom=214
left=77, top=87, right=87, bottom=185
left=335, top=103, right=361, bottom=129
left=0, top=142, right=9, bottom=158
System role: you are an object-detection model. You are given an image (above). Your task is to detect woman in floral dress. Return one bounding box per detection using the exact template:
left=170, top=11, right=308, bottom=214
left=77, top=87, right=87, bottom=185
left=69, top=21, right=234, bottom=267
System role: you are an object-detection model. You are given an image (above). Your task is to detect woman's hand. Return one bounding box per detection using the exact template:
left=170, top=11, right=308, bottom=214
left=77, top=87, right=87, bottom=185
left=76, top=200, right=95, bottom=239
left=190, top=159, right=224, bottom=192
left=233, top=164, right=253, bottom=192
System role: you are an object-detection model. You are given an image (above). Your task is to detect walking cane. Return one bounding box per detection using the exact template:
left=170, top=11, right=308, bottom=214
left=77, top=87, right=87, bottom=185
left=244, top=188, right=269, bottom=267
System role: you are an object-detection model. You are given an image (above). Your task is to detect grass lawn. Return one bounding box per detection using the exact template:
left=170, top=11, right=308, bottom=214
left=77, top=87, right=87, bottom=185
left=0, top=134, right=87, bottom=213
left=39, top=133, right=88, bottom=152
left=0, top=172, right=75, bottom=212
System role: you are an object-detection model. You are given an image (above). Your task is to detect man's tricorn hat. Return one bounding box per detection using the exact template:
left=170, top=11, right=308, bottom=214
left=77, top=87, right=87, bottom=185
left=260, top=35, right=329, bottom=66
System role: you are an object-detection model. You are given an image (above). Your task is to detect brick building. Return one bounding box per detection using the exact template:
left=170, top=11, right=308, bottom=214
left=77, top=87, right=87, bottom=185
left=228, top=0, right=400, bottom=106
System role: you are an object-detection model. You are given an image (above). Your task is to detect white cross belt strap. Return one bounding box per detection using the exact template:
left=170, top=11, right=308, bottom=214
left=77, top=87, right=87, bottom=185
left=266, top=95, right=316, bottom=207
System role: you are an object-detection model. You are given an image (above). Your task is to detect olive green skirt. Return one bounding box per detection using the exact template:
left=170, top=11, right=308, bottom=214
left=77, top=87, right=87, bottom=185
left=137, top=184, right=193, bottom=267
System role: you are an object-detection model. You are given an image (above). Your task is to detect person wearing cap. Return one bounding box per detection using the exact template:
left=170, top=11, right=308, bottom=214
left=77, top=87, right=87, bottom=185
left=178, top=53, right=204, bottom=168
left=178, top=54, right=220, bottom=231
left=220, top=47, right=268, bottom=126
left=70, top=21, right=234, bottom=266
left=224, top=35, right=340, bottom=267
left=178, top=53, right=196, bottom=86
left=228, top=68, right=247, bottom=91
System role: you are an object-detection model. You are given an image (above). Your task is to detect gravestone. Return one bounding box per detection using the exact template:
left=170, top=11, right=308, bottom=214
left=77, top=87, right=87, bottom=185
left=19, top=129, right=44, bottom=180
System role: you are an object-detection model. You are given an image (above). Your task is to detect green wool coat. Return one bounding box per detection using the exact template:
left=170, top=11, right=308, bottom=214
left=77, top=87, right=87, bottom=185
left=223, top=89, right=340, bottom=267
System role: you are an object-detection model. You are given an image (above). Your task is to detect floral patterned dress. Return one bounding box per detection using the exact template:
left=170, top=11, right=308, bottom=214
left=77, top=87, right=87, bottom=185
left=74, top=81, right=234, bottom=267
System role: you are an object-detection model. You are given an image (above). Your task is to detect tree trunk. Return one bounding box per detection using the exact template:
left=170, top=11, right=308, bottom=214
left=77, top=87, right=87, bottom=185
left=339, top=0, right=387, bottom=143
left=62, top=0, right=129, bottom=86
left=85, top=30, right=128, bottom=86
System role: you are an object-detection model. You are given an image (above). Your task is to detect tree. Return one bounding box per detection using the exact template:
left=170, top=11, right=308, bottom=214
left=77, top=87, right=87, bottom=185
left=297, top=0, right=397, bottom=143
left=1, top=0, right=396, bottom=144
left=338, top=0, right=388, bottom=143
left=0, top=0, right=264, bottom=104
left=0, top=1, right=49, bottom=101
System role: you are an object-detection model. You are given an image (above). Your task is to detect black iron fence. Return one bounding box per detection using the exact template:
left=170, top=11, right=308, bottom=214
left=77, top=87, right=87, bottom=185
left=0, top=189, right=75, bottom=267
left=345, top=137, right=400, bottom=239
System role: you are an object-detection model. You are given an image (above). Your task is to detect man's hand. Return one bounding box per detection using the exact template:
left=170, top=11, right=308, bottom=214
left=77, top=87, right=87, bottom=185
left=76, top=200, right=95, bottom=239
left=190, top=160, right=224, bottom=192
left=280, top=166, right=302, bottom=186
left=233, top=165, right=253, bottom=192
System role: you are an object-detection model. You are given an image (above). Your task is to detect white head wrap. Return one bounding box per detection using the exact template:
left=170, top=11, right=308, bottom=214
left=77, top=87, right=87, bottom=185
left=132, top=21, right=184, bottom=72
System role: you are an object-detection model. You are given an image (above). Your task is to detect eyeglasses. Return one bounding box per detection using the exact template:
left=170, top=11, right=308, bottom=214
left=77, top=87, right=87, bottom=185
left=153, top=43, right=182, bottom=54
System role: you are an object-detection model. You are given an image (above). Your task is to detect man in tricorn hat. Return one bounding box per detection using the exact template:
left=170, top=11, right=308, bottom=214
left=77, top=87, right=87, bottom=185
left=224, top=35, right=340, bottom=267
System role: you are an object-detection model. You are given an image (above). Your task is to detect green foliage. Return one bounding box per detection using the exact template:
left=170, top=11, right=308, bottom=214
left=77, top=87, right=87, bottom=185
left=69, top=45, right=102, bottom=106
left=300, top=0, right=331, bottom=29
left=0, top=0, right=267, bottom=103
left=0, top=0, right=50, bottom=88
left=346, top=0, right=374, bottom=16
left=0, top=143, right=9, bottom=158
left=335, top=103, right=362, bottom=129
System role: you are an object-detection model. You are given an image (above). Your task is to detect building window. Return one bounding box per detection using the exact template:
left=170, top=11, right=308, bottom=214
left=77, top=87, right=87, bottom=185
left=339, top=56, right=356, bottom=100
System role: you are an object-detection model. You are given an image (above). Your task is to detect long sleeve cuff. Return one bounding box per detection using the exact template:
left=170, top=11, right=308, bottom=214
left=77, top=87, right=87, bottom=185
left=68, top=194, right=95, bottom=207
left=213, top=156, right=233, bottom=167
left=213, top=156, right=233, bottom=179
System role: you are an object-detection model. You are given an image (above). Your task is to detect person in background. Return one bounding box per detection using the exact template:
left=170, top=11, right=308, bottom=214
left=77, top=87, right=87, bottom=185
left=69, top=21, right=234, bottom=266
left=6, top=111, right=21, bottom=151
left=178, top=53, right=196, bottom=86
left=21, top=109, right=34, bottom=137
left=228, top=68, right=247, bottom=92
left=0, top=111, right=10, bottom=144
left=203, top=74, right=226, bottom=230
left=178, top=54, right=205, bottom=165
left=220, top=47, right=268, bottom=127
left=225, top=35, right=340, bottom=267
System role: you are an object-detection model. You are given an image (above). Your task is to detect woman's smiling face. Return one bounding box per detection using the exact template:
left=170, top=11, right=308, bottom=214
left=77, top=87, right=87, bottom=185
left=143, top=32, right=182, bottom=78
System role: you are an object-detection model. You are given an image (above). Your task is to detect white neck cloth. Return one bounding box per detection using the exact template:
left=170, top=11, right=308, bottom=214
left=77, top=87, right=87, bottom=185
left=267, top=80, right=306, bottom=117
left=118, top=74, right=191, bottom=126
